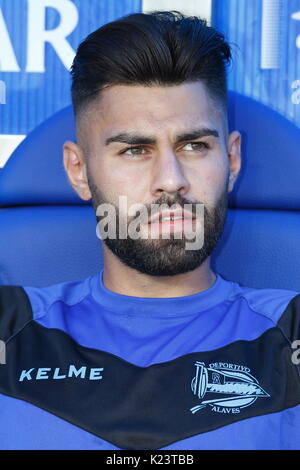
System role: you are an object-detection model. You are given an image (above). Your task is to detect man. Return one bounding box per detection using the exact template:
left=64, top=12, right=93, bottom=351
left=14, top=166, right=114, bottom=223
left=0, top=11, right=299, bottom=450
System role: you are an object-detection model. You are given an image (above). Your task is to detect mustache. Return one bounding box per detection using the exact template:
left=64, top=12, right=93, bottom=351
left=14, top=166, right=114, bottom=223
left=117, top=195, right=204, bottom=224
left=137, top=193, right=203, bottom=221
left=88, top=180, right=205, bottom=223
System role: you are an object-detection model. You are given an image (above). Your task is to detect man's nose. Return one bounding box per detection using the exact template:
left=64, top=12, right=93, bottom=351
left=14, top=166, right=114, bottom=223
left=149, top=150, right=190, bottom=197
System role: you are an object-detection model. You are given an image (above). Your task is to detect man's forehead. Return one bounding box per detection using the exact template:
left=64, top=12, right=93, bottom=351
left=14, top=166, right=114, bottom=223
left=77, top=82, right=226, bottom=143
left=96, top=81, right=217, bottom=114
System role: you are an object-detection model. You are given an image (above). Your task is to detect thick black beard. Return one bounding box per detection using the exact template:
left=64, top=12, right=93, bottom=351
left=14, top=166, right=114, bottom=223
left=88, top=179, right=228, bottom=277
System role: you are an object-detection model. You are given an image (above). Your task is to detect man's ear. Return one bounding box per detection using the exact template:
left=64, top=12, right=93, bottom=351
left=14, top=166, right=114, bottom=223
left=227, top=130, right=242, bottom=192
left=63, top=140, right=92, bottom=201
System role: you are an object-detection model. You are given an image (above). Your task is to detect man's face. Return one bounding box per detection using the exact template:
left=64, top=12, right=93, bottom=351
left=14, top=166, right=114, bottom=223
left=66, top=81, right=241, bottom=276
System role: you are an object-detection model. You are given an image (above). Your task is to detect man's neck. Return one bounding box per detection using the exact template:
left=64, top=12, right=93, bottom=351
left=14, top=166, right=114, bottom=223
left=101, top=254, right=216, bottom=299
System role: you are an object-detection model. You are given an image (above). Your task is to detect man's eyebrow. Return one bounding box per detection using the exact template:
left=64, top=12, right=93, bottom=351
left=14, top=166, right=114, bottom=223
left=104, top=128, right=219, bottom=146
left=175, top=128, right=219, bottom=142
left=105, top=133, right=156, bottom=146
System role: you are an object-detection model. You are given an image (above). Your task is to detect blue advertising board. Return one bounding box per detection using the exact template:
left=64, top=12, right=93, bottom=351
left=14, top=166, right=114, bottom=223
left=2, top=0, right=299, bottom=137
left=0, top=0, right=141, bottom=135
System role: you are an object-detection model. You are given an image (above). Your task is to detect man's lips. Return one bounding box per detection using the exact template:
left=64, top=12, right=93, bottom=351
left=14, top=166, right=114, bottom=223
left=148, top=209, right=195, bottom=224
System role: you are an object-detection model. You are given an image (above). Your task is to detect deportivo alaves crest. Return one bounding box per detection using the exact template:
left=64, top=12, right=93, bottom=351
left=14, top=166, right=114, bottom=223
left=190, top=361, right=270, bottom=414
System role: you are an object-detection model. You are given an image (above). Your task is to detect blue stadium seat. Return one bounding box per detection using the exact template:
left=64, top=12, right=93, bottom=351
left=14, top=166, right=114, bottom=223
left=0, top=90, right=299, bottom=290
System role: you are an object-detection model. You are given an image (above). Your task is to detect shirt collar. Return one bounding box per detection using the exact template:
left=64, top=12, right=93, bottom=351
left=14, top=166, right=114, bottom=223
left=90, top=269, right=237, bottom=317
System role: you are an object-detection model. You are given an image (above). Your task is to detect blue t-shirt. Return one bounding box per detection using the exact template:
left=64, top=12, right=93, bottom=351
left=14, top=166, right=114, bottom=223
left=0, top=270, right=299, bottom=450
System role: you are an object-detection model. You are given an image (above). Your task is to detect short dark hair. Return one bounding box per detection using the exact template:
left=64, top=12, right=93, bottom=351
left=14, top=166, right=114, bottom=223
left=71, top=10, right=232, bottom=117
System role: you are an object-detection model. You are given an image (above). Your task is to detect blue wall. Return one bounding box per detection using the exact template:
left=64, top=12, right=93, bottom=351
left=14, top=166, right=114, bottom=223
left=212, top=0, right=300, bottom=128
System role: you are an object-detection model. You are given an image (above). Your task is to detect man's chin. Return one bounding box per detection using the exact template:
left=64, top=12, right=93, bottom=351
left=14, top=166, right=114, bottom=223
left=102, top=237, right=209, bottom=277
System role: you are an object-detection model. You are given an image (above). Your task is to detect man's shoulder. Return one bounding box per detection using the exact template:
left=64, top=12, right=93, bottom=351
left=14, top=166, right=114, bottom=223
left=0, top=274, right=96, bottom=342
left=228, top=278, right=300, bottom=342
left=23, top=274, right=95, bottom=316
left=230, top=280, right=300, bottom=324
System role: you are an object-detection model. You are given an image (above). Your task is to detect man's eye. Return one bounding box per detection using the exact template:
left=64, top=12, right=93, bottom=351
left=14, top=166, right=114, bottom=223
left=121, top=147, right=146, bottom=156
left=183, top=142, right=209, bottom=151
